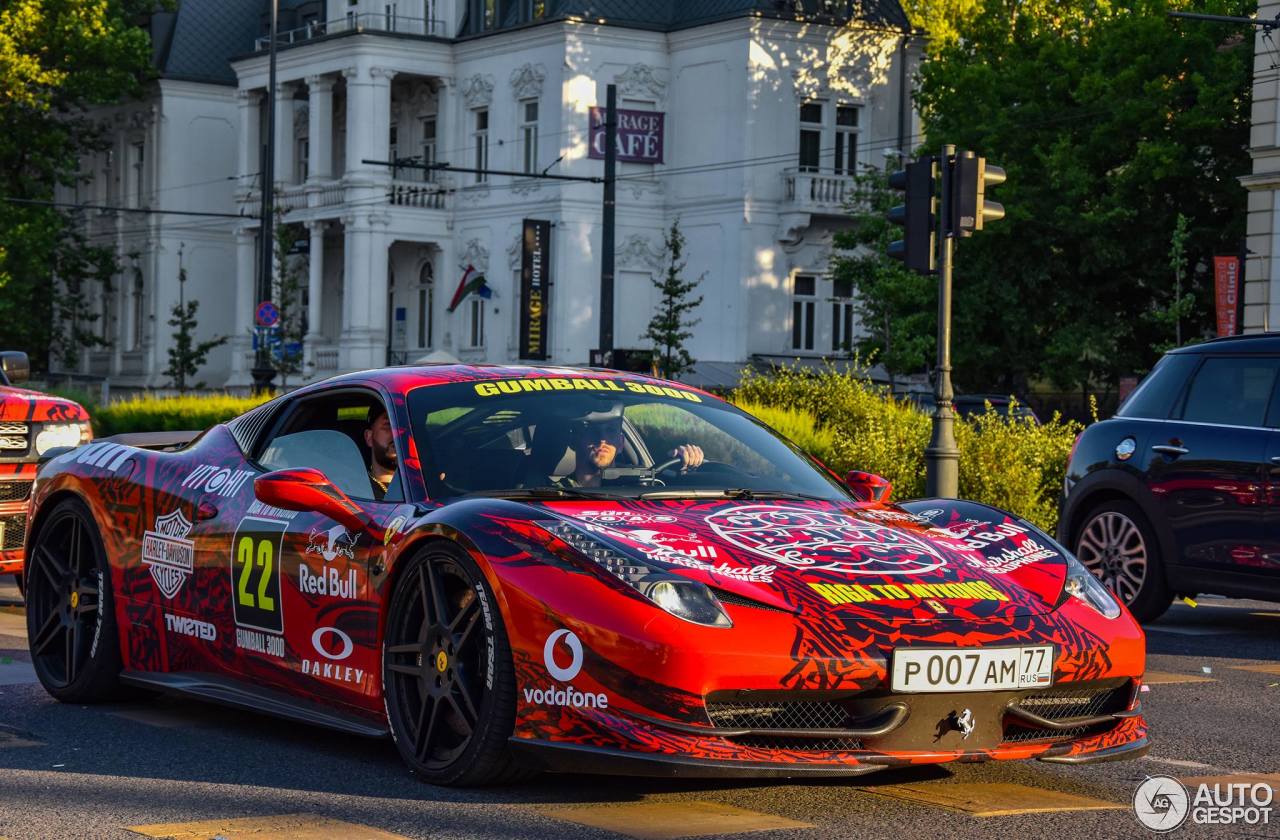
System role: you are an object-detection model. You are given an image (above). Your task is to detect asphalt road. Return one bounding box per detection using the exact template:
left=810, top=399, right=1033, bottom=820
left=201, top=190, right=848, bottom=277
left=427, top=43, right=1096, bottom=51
left=0, top=577, right=1277, bottom=840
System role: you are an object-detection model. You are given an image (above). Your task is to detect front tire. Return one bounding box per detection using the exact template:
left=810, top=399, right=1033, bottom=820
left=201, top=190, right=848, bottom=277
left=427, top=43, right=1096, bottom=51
left=1073, top=500, right=1172, bottom=623
left=382, top=542, right=525, bottom=785
left=25, top=498, right=125, bottom=701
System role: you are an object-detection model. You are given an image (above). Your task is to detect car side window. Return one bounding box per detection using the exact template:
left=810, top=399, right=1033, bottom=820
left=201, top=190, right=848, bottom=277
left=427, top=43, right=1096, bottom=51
left=1176, top=356, right=1280, bottom=428
left=255, top=391, right=404, bottom=503
left=1116, top=353, right=1198, bottom=419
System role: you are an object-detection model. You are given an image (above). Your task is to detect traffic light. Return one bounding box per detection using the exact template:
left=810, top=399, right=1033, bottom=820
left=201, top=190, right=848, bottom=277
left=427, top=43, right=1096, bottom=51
left=887, top=158, right=936, bottom=274
left=952, top=151, right=1005, bottom=236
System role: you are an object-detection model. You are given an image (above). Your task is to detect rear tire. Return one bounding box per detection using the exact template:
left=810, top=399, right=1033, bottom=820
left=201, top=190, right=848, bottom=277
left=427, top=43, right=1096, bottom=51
left=382, top=542, right=528, bottom=786
left=1072, top=499, right=1172, bottom=623
left=25, top=498, right=125, bottom=702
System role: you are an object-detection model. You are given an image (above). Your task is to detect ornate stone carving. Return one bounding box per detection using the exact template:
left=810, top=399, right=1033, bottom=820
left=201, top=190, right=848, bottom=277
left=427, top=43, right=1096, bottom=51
left=509, top=63, right=546, bottom=100
left=458, top=238, right=489, bottom=273
left=617, top=234, right=665, bottom=271
left=615, top=63, right=666, bottom=101
left=461, top=74, right=495, bottom=108
left=506, top=235, right=521, bottom=270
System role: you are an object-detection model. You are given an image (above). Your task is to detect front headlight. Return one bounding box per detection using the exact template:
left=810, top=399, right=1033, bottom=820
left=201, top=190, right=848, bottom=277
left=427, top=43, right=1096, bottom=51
left=35, top=422, right=93, bottom=455
left=539, top=520, right=732, bottom=628
left=1019, top=520, right=1122, bottom=620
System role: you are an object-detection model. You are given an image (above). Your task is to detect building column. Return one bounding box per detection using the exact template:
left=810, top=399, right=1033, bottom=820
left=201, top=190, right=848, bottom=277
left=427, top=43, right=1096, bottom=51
left=306, top=74, right=334, bottom=181
left=228, top=228, right=257, bottom=387
left=339, top=211, right=391, bottom=371
left=343, top=65, right=394, bottom=182
left=237, top=89, right=261, bottom=192
left=275, top=81, right=297, bottom=187
left=305, top=220, right=325, bottom=373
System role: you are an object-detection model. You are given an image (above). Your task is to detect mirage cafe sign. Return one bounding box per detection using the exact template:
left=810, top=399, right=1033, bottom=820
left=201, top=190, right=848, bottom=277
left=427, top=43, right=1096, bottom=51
left=589, top=107, right=665, bottom=164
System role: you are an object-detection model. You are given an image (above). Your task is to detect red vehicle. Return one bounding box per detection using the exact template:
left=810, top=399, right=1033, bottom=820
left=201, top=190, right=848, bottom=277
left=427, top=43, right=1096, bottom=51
left=23, top=365, right=1147, bottom=784
left=0, top=351, right=92, bottom=582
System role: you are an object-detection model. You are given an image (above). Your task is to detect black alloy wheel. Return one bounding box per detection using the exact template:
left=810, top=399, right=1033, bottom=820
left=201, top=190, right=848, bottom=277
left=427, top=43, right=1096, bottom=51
left=25, top=498, right=124, bottom=701
left=383, top=543, right=524, bottom=785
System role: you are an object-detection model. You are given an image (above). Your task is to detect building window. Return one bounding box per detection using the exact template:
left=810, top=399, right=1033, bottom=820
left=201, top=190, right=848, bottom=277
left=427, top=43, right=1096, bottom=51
left=384, top=2, right=397, bottom=29
left=831, top=276, right=855, bottom=353
left=791, top=274, right=816, bottom=351
left=417, top=262, right=434, bottom=348
left=296, top=137, right=309, bottom=182
left=131, top=142, right=145, bottom=206
left=834, top=105, right=859, bottom=175
left=473, top=108, right=489, bottom=182
left=100, top=281, right=113, bottom=341
left=520, top=99, right=539, bottom=174
left=132, top=269, right=144, bottom=350
left=421, top=116, right=437, bottom=182
left=389, top=123, right=399, bottom=178
left=467, top=297, right=485, bottom=348
left=798, top=102, right=822, bottom=173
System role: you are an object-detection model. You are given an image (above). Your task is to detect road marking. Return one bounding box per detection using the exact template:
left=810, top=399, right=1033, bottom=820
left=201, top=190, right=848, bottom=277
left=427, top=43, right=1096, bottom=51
left=0, top=659, right=38, bottom=686
left=108, top=707, right=202, bottom=729
left=1143, top=671, right=1216, bottom=685
left=1144, top=756, right=1222, bottom=771
left=1145, top=624, right=1234, bottom=636
left=1249, top=611, right=1280, bottom=619
left=539, top=801, right=813, bottom=839
left=860, top=782, right=1122, bottom=817
left=0, top=609, right=26, bottom=638
left=126, top=814, right=410, bottom=839
left=1230, top=663, right=1280, bottom=675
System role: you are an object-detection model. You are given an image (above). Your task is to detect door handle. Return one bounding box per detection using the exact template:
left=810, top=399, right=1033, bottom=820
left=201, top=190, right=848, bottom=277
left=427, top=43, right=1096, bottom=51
left=1152, top=444, right=1189, bottom=457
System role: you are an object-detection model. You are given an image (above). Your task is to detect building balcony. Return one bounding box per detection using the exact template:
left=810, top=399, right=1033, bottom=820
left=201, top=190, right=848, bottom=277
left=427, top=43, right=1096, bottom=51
left=247, top=177, right=449, bottom=217
left=254, top=12, right=446, bottom=52
left=783, top=168, right=856, bottom=216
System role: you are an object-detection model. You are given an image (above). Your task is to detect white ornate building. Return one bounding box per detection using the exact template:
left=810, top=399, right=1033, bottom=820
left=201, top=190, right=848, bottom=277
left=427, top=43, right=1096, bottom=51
left=59, top=0, right=919, bottom=389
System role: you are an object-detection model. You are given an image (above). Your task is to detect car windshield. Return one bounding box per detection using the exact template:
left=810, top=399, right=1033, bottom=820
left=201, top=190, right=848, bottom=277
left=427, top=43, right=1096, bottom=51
left=406, top=377, right=850, bottom=501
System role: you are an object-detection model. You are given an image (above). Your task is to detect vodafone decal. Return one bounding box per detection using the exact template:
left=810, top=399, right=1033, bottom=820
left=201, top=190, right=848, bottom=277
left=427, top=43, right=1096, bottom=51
left=523, top=629, right=608, bottom=709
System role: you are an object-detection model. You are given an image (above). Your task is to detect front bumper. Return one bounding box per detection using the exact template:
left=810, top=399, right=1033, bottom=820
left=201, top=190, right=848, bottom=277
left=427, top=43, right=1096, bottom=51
left=0, top=466, right=35, bottom=575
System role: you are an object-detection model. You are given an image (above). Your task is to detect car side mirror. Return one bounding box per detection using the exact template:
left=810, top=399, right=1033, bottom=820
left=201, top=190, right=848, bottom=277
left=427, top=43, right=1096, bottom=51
left=845, top=470, right=892, bottom=503
left=255, top=468, right=385, bottom=541
left=0, top=351, right=29, bottom=385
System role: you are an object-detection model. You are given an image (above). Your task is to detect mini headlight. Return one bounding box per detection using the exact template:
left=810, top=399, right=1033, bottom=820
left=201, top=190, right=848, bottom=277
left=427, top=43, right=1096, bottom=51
left=539, top=520, right=732, bottom=628
left=35, top=422, right=92, bottom=456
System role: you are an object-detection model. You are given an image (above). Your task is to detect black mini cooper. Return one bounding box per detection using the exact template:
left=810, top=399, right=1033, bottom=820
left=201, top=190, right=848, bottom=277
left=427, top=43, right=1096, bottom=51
left=1058, top=334, right=1280, bottom=622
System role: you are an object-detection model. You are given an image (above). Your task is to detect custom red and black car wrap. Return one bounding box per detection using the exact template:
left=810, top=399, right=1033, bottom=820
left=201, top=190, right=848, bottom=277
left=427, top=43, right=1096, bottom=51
left=1, top=386, right=89, bottom=575
left=24, top=365, right=1148, bottom=777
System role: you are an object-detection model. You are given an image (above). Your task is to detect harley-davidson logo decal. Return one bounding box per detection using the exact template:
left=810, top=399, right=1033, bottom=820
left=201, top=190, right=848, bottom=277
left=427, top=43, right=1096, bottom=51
left=705, top=505, right=947, bottom=576
left=142, top=509, right=195, bottom=599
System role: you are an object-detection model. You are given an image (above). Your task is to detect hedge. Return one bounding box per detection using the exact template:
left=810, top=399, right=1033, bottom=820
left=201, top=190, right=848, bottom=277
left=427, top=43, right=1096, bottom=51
left=91, top=393, right=275, bottom=437
left=733, top=364, right=1084, bottom=533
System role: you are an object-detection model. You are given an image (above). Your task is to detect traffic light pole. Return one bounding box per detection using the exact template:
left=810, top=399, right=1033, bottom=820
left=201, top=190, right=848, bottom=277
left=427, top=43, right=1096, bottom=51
left=251, top=0, right=280, bottom=395
left=925, top=144, right=960, bottom=498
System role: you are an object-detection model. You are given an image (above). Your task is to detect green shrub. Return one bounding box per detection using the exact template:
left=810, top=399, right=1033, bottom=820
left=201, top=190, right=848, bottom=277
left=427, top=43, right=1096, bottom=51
left=733, top=365, right=1082, bottom=533
left=93, top=393, right=275, bottom=437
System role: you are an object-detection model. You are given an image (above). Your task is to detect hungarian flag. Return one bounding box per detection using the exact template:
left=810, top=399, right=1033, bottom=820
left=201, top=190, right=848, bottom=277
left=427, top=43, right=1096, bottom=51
left=447, top=264, right=490, bottom=312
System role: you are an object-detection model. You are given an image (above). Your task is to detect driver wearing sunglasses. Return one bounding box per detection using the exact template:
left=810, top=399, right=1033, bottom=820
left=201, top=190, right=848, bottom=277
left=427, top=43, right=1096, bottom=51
left=559, top=410, right=703, bottom=489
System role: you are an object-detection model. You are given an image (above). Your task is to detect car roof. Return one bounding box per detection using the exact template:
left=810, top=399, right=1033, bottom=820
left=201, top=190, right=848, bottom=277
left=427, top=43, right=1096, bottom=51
left=294, top=364, right=717, bottom=400
left=1170, top=332, right=1280, bottom=354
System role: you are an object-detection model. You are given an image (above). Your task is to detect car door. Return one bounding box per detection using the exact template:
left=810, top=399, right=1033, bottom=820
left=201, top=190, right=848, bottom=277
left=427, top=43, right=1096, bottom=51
left=1147, top=354, right=1280, bottom=576
left=238, top=386, right=413, bottom=708
left=1257, top=379, right=1280, bottom=590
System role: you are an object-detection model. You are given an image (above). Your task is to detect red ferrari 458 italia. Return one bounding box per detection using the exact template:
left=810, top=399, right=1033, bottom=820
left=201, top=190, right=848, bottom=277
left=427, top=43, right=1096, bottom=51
left=23, top=365, right=1148, bottom=784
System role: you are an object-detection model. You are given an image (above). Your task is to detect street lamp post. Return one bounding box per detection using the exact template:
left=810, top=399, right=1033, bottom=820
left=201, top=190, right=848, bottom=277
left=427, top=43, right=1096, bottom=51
left=251, top=0, right=280, bottom=395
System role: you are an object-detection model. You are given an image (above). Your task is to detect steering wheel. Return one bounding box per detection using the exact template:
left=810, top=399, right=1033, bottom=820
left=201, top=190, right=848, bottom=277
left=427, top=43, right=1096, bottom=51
left=650, top=457, right=685, bottom=477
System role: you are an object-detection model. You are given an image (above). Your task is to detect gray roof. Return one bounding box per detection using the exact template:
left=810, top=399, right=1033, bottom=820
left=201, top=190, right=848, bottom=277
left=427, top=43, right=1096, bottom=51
left=469, top=0, right=909, bottom=36
left=152, top=0, right=262, bottom=86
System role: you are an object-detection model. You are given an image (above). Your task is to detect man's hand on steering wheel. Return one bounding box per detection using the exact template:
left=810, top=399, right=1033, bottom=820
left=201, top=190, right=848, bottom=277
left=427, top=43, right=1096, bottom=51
left=670, top=444, right=704, bottom=472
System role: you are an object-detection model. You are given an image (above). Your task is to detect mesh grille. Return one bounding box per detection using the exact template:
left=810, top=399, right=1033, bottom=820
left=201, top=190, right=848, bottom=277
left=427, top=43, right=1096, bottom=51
left=733, top=734, right=863, bottom=752
left=0, top=423, right=29, bottom=435
left=707, top=700, right=850, bottom=730
left=0, top=513, right=26, bottom=550
left=0, top=482, right=32, bottom=502
left=711, top=589, right=793, bottom=614
left=1002, top=682, right=1130, bottom=744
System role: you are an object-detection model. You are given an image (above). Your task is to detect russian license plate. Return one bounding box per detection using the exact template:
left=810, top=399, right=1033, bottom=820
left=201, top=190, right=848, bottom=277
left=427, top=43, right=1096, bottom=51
left=891, top=645, right=1054, bottom=693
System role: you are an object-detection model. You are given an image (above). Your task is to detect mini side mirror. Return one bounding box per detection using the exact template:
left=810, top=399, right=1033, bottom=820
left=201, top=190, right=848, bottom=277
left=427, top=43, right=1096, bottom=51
left=845, top=470, right=892, bottom=503
left=255, top=468, right=385, bottom=541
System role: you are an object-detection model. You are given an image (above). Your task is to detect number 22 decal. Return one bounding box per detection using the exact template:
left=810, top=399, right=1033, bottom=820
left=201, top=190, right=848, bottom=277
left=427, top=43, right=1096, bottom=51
left=231, top=516, right=288, bottom=633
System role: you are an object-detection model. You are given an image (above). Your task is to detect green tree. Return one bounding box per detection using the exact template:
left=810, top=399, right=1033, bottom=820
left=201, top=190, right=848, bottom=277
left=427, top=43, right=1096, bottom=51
left=164, top=247, right=227, bottom=392
left=0, top=0, right=156, bottom=370
left=271, top=208, right=307, bottom=386
left=912, top=0, right=1252, bottom=393
left=645, top=219, right=704, bottom=379
left=831, top=169, right=937, bottom=389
